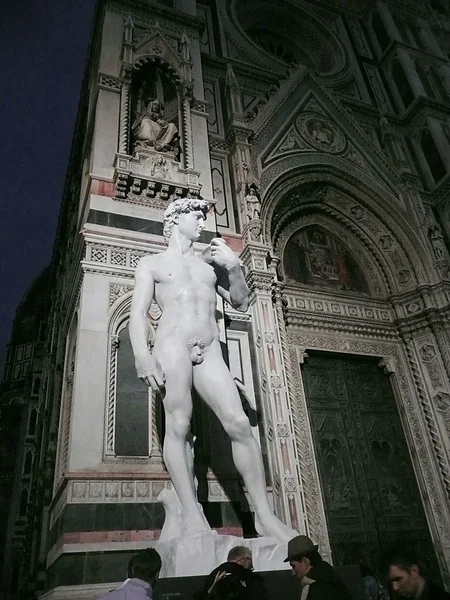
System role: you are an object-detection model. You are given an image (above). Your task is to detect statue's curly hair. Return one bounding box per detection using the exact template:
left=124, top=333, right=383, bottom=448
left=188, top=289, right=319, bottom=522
left=163, top=198, right=210, bottom=244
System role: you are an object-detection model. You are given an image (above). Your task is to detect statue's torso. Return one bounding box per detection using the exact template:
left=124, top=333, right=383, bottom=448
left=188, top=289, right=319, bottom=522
left=151, top=253, right=220, bottom=346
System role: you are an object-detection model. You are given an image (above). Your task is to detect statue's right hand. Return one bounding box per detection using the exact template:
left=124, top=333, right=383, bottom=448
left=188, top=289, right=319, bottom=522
left=135, top=353, right=166, bottom=391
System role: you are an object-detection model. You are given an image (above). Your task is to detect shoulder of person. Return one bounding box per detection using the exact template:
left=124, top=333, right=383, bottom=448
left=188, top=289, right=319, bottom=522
left=428, top=580, right=450, bottom=600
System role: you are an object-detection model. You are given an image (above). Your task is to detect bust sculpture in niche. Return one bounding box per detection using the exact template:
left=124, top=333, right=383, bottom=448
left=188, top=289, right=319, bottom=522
left=132, top=98, right=178, bottom=153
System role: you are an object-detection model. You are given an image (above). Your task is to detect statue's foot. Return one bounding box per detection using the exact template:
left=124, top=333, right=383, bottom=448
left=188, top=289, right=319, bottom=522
left=254, top=513, right=298, bottom=542
left=183, top=513, right=212, bottom=536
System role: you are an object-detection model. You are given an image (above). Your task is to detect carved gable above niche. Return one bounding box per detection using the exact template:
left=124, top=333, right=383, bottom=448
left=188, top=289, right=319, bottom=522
left=133, top=29, right=182, bottom=73
left=252, top=82, right=400, bottom=207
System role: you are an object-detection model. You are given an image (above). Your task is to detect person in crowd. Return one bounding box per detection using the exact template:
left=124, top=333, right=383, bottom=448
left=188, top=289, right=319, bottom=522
left=386, top=547, right=450, bottom=599
left=198, top=546, right=269, bottom=600
left=360, top=562, right=381, bottom=600
left=97, top=548, right=162, bottom=599
left=285, top=535, right=352, bottom=599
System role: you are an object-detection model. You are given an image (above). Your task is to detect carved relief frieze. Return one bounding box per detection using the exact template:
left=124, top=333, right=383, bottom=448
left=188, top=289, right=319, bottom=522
left=296, top=113, right=347, bottom=154
left=420, top=343, right=437, bottom=362
left=84, top=243, right=151, bottom=277
left=114, top=152, right=201, bottom=204
left=67, top=479, right=171, bottom=503
left=99, top=74, right=122, bottom=92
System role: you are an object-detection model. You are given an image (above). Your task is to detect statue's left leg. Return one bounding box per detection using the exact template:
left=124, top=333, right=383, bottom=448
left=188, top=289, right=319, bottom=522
left=193, top=342, right=297, bottom=542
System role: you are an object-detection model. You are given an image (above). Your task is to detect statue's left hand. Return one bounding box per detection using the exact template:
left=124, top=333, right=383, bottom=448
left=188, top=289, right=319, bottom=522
left=210, top=238, right=240, bottom=271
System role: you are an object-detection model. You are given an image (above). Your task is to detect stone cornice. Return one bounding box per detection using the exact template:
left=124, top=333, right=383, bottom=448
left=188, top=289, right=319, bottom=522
left=108, top=0, right=204, bottom=37
left=286, top=312, right=398, bottom=340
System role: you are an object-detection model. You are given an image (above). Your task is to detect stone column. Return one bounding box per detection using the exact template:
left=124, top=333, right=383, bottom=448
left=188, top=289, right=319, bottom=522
left=417, top=19, right=446, bottom=58
left=427, top=117, right=450, bottom=175
left=438, top=65, right=450, bottom=96
left=241, top=243, right=304, bottom=533
left=397, top=49, right=427, bottom=98
left=376, top=1, right=401, bottom=41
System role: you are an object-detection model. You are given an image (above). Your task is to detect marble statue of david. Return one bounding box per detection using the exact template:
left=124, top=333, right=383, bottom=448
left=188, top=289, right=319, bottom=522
left=129, top=198, right=296, bottom=542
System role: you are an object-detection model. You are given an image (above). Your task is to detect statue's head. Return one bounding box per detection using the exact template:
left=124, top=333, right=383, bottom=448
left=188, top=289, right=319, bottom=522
left=163, top=198, right=210, bottom=244
left=148, top=99, right=163, bottom=111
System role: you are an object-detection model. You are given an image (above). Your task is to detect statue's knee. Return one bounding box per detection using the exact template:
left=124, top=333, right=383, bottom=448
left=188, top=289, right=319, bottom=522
left=224, top=413, right=251, bottom=440
left=166, top=414, right=190, bottom=439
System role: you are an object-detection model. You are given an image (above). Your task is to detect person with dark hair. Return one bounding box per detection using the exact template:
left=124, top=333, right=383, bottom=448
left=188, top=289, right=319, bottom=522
left=197, top=546, right=269, bottom=600
left=97, top=548, right=162, bottom=599
left=284, top=535, right=352, bottom=599
left=387, top=547, right=450, bottom=599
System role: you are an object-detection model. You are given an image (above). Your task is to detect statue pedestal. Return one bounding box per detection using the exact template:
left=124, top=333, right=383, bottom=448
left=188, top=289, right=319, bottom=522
left=156, top=531, right=290, bottom=578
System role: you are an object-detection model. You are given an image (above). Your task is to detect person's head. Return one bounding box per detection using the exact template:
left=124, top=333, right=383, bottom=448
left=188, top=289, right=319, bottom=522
left=387, top=549, right=426, bottom=598
left=227, top=546, right=253, bottom=571
left=209, top=576, right=247, bottom=600
left=284, top=535, right=321, bottom=581
left=360, top=562, right=375, bottom=579
left=128, top=548, right=162, bottom=585
left=163, top=198, right=210, bottom=244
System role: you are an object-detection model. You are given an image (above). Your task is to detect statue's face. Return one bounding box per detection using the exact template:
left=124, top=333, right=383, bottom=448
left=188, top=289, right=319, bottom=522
left=176, top=210, right=205, bottom=241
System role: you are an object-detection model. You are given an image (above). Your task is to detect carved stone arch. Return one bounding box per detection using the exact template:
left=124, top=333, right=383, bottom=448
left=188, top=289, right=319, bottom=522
left=274, top=213, right=388, bottom=299
left=259, top=163, right=434, bottom=288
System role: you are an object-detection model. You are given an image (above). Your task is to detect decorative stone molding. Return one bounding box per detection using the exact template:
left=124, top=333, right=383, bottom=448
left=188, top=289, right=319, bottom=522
left=84, top=243, right=151, bottom=276
left=114, top=152, right=201, bottom=202
left=99, top=74, right=122, bottom=93
left=66, top=477, right=239, bottom=504
left=109, top=283, right=133, bottom=308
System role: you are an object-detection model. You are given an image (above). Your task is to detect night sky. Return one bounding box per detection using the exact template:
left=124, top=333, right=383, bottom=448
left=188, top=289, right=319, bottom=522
left=0, top=0, right=97, bottom=367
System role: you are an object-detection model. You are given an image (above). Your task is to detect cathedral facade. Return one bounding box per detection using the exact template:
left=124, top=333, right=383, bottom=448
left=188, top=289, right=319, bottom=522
left=10, top=0, right=450, bottom=597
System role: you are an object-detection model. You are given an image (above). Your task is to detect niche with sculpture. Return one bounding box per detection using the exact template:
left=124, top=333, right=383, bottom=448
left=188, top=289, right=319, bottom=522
left=130, top=62, right=180, bottom=159
left=282, top=225, right=369, bottom=293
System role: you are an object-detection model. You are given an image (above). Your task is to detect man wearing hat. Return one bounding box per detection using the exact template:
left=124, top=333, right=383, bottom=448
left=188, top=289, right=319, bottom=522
left=285, top=535, right=352, bottom=599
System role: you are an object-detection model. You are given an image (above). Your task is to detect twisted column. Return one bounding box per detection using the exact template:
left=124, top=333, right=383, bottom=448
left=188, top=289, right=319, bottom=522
left=150, top=392, right=162, bottom=458
left=119, top=76, right=131, bottom=154
left=106, top=336, right=119, bottom=453
left=182, top=98, right=194, bottom=170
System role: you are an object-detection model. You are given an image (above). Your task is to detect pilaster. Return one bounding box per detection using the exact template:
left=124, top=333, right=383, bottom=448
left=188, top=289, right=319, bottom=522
left=241, top=242, right=305, bottom=536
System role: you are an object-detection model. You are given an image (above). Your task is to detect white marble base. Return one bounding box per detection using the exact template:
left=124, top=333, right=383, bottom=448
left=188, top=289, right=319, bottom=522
left=39, top=583, right=119, bottom=600
left=156, top=531, right=290, bottom=578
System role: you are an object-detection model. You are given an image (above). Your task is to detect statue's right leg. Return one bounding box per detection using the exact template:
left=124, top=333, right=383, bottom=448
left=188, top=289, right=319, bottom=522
left=153, top=340, right=211, bottom=534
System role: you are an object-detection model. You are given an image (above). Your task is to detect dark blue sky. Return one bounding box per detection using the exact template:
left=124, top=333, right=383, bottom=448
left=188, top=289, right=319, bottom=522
left=0, top=0, right=97, bottom=366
